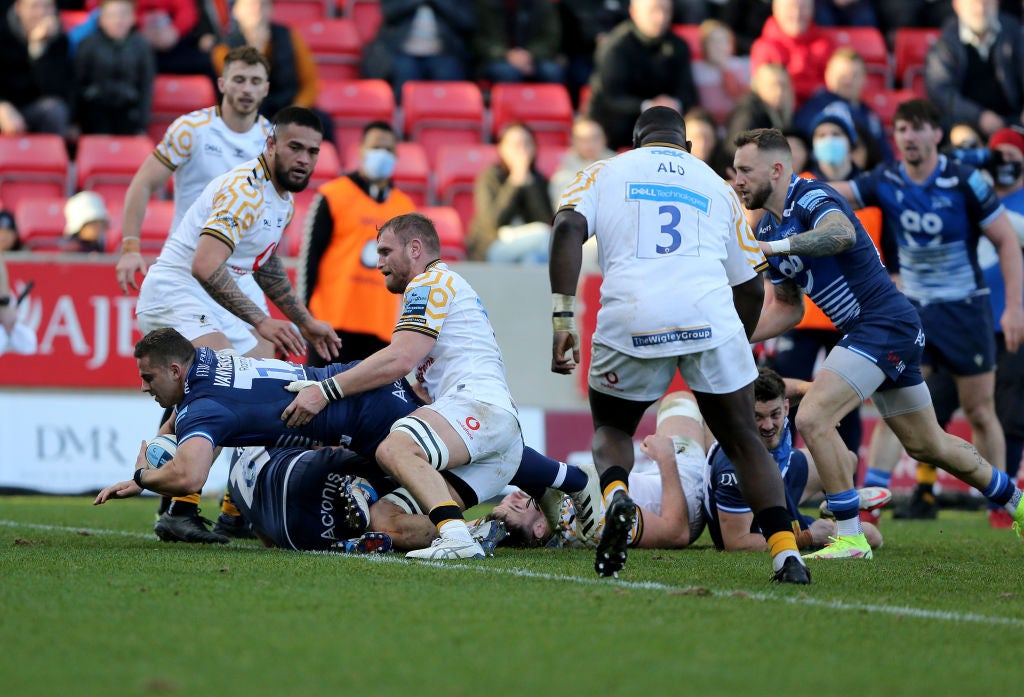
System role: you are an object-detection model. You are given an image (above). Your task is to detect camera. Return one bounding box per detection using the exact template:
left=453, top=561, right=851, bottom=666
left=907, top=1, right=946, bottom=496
left=949, top=147, right=1023, bottom=187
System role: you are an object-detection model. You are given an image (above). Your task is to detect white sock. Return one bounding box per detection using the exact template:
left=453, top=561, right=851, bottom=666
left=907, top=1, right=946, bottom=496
left=604, top=483, right=627, bottom=504
left=836, top=516, right=864, bottom=537
left=1005, top=488, right=1023, bottom=515
left=772, top=549, right=802, bottom=572
left=438, top=519, right=474, bottom=544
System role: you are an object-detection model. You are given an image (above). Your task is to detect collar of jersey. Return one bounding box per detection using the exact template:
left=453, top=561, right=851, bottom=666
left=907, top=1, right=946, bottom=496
left=256, top=154, right=272, bottom=180
left=640, top=142, right=687, bottom=151
left=898, top=154, right=946, bottom=187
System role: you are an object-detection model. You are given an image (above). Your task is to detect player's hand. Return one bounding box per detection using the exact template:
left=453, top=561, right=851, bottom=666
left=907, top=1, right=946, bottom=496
left=300, top=318, right=342, bottom=362
left=640, top=434, right=675, bottom=465
left=281, top=382, right=328, bottom=428
left=93, top=479, right=143, bottom=504
left=808, top=518, right=836, bottom=547
left=551, top=330, right=579, bottom=375
left=1000, top=305, right=1024, bottom=352
left=115, top=251, right=148, bottom=293
left=257, top=318, right=306, bottom=357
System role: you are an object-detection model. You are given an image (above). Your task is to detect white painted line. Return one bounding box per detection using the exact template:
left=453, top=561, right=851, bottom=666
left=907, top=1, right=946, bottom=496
left=4, top=518, right=1021, bottom=629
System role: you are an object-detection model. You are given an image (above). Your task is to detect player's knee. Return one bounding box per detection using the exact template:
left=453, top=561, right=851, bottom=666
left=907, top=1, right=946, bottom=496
left=794, top=406, right=829, bottom=441
left=384, top=415, right=451, bottom=471
left=959, top=400, right=997, bottom=429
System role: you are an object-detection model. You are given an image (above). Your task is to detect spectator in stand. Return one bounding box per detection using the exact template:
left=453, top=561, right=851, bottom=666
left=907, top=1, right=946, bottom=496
left=950, top=120, right=986, bottom=150
left=548, top=117, right=615, bottom=207
left=0, top=251, right=37, bottom=356
left=724, top=62, right=794, bottom=160
left=467, top=122, right=552, bottom=263
left=73, top=0, right=156, bottom=136
left=213, top=0, right=334, bottom=142
left=794, top=48, right=895, bottom=166
left=813, top=0, right=877, bottom=26
left=684, top=107, right=731, bottom=178
left=62, top=191, right=110, bottom=254
left=925, top=0, right=1024, bottom=137
left=0, top=211, right=22, bottom=252
left=587, top=0, right=699, bottom=151
left=784, top=128, right=809, bottom=174
left=749, top=0, right=834, bottom=107
left=472, top=0, right=565, bottom=86
left=298, top=121, right=417, bottom=366
left=361, top=0, right=476, bottom=103
left=0, top=0, right=70, bottom=137
left=718, top=0, right=772, bottom=56
left=691, top=19, right=749, bottom=126
left=558, top=0, right=628, bottom=104
left=875, top=0, right=954, bottom=46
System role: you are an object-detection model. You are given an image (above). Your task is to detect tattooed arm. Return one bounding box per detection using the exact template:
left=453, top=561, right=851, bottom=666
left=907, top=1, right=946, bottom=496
left=253, top=253, right=314, bottom=327
left=192, top=234, right=270, bottom=326
left=760, top=211, right=857, bottom=258
left=750, top=276, right=805, bottom=343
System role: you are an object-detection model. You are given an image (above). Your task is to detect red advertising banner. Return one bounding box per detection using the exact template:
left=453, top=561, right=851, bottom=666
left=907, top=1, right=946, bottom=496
left=0, top=256, right=294, bottom=389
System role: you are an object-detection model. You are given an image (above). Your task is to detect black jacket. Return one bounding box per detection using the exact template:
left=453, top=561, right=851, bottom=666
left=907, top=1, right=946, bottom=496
left=0, top=6, right=70, bottom=107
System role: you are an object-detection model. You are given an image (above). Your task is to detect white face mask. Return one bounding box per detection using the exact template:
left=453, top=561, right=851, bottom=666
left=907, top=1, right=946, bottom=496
left=813, top=136, right=849, bottom=168
left=362, top=148, right=396, bottom=180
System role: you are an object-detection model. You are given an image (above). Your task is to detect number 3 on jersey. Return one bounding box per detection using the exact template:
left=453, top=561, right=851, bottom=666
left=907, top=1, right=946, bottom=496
left=628, top=182, right=709, bottom=259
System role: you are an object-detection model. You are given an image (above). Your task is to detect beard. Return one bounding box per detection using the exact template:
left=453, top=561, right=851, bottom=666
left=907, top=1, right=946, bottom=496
left=743, top=179, right=773, bottom=211
left=274, top=159, right=312, bottom=193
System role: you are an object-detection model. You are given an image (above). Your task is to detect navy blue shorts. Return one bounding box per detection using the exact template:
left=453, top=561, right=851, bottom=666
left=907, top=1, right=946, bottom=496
left=838, top=312, right=926, bottom=392
left=911, top=296, right=996, bottom=376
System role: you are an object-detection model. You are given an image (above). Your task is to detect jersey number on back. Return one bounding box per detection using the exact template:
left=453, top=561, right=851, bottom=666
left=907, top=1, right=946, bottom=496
left=627, top=183, right=710, bottom=259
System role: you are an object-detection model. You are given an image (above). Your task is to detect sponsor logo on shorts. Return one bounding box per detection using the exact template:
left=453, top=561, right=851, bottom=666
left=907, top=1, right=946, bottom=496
left=465, top=416, right=480, bottom=431
left=597, top=370, right=622, bottom=392
left=631, top=327, right=712, bottom=347
left=887, top=351, right=906, bottom=374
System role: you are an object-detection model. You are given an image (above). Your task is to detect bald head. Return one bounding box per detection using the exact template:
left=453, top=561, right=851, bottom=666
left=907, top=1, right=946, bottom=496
left=632, top=106, right=687, bottom=149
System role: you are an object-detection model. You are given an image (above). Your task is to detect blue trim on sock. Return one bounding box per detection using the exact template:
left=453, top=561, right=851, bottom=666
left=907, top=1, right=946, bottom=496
left=826, top=489, right=860, bottom=521
left=862, top=467, right=892, bottom=489
left=983, top=469, right=1013, bottom=506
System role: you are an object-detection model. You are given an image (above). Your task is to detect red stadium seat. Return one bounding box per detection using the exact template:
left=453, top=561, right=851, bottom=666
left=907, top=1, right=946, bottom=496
left=272, top=0, right=331, bottom=24
left=434, top=143, right=498, bottom=230
left=75, top=135, right=154, bottom=206
left=15, top=196, right=67, bottom=252
left=343, top=0, right=382, bottom=43
left=893, top=27, right=940, bottom=95
left=316, top=78, right=395, bottom=156
left=59, top=9, right=91, bottom=31
left=148, top=74, right=217, bottom=144
left=420, top=205, right=465, bottom=261
left=343, top=141, right=431, bottom=206
left=490, top=83, right=574, bottom=148
left=534, top=144, right=563, bottom=181
left=104, top=199, right=176, bottom=255
left=401, top=80, right=485, bottom=168
left=0, top=135, right=69, bottom=212
left=671, top=23, right=704, bottom=60
left=308, top=139, right=342, bottom=190
left=821, top=26, right=892, bottom=91
left=283, top=191, right=316, bottom=257
left=295, top=18, right=363, bottom=80
left=863, top=88, right=920, bottom=135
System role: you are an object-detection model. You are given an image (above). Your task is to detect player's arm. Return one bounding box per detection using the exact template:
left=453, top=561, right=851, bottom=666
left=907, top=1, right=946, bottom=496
left=750, top=277, right=804, bottom=342
left=116, top=155, right=174, bottom=293
left=635, top=434, right=693, bottom=549
left=732, top=275, right=765, bottom=340
left=549, top=208, right=588, bottom=374
left=760, top=210, right=856, bottom=259
left=981, top=211, right=1024, bottom=352
left=827, top=180, right=857, bottom=206
left=93, top=436, right=216, bottom=503
left=718, top=510, right=768, bottom=551
left=281, top=329, right=436, bottom=428
left=253, top=253, right=341, bottom=361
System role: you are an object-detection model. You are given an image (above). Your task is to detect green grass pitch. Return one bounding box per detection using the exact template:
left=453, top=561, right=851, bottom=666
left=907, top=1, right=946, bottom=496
left=1, top=496, right=1022, bottom=696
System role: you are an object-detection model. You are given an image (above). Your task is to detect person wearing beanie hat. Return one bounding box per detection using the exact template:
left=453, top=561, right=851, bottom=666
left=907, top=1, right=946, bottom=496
left=0, top=210, right=20, bottom=252
left=62, top=191, right=110, bottom=254
left=807, top=102, right=859, bottom=181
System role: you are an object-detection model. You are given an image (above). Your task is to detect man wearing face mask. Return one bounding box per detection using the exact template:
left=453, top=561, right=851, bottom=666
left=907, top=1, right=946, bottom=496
left=298, top=121, right=416, bottom=366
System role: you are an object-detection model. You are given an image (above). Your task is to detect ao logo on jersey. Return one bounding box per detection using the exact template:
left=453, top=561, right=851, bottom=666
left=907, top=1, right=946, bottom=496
left=899, top=210, right=943, bottom=240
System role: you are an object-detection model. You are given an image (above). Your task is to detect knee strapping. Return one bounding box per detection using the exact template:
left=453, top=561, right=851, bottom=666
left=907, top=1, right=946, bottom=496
left=391, top=416, right=451, bottom=471
left=381, top=488, right=426, bottom=515
left=657, top=396, right=703, bottom=428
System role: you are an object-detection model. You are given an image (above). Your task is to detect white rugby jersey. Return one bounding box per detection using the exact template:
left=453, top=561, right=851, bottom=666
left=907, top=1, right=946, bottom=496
left=558, top=144, right=767, bottom=357
left=139, top=156, right=294, bottom=309
left=154, top=106, right=273, bottom=233
left=395, top=261, right=516, bottom=415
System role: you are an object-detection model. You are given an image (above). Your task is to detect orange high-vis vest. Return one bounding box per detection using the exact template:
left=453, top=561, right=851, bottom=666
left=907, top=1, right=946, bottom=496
left=308, top=176, right=416, bottom=341
left=796, top=172, right=885, bottom=331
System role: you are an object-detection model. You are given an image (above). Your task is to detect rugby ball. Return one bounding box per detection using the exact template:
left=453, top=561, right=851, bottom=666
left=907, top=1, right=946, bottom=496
left=145, top=434, right=177, bottom=468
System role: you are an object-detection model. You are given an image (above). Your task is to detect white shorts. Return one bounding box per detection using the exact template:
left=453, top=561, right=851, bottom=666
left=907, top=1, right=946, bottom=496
left=589, top=328, right=758, bottom=400
left=136, top=265, right=268, bottom=355
left=426, top=394, right=523, bottom=502
left=628, top=437, right=707, bottom=544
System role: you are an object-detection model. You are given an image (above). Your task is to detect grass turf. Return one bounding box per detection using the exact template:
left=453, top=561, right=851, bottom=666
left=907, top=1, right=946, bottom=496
left=1, top=496, right=1022, bottom=696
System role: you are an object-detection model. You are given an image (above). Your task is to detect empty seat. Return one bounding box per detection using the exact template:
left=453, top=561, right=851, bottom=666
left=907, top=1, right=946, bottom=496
left=284, top=191, right=317, bottom=257
left=104, top=199, right=176, bottom=255
left=893, top=27, right=940, bottom=95
left=490, top=83, right=574, bottom=148
left=75, top=135, right=153, bottom=205
left=272, top=0, right=331, bottom=24
left=343, top=140, right=431, bottom=206
left=434, top=143, right=498, bottom=230
left=863, top=88, right=920, bottom=135
left=343, top=0, right=382, bottom=43
left=534, top=144, right=564, bottom=181
left=420, top=205, right=465, bottom=261
left=401, top=80, right=486, bottom=167
left=15, top=196, right=67, bottom=252
left=822, top=26, right=892, bottom=91
left=295, top=18, right=363, bottom=81
left=0, top=135, right=69, bottom=212
left=308, top=139, right=342, bottom=190
left=148, top=74, right=217, bottom=143
left=670, top=23, right=703, bottom=60
left=315, top=78, right=395, bottom=155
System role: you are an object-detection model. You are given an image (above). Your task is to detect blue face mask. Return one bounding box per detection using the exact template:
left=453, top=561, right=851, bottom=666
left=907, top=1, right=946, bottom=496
left=362, top=148, right=396, bottom=179
left=813, top=136, right=849, bottom=167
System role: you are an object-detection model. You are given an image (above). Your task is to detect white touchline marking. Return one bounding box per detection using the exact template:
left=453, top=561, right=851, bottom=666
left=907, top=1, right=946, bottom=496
left=4, top=519, right=1021, bottom=629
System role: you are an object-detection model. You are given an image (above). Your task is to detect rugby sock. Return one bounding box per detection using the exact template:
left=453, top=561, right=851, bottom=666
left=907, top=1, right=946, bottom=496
left=826, top=489, right=863, bottom=537
left=755, top=506, right=801, bottom=571
left=1005, top=489, right=1023, bottom=516
left=599, top=466, right=630, bottom=503
left=158, top=496, right=171, bottom=515
left=429, top=501, right=469, bottom=542
left=917, top=461, right=938, bottom=486
left=628, top=507, right=644, bottom=547
left=862, top=467, right=892, bottom=489
left=220, top=490, right=242, bottom=517
left=982, top=468, right=1016, bottom=507
left=515, top=447, right=587, bottom=492
left=167, top=495, right=199, bottom=516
